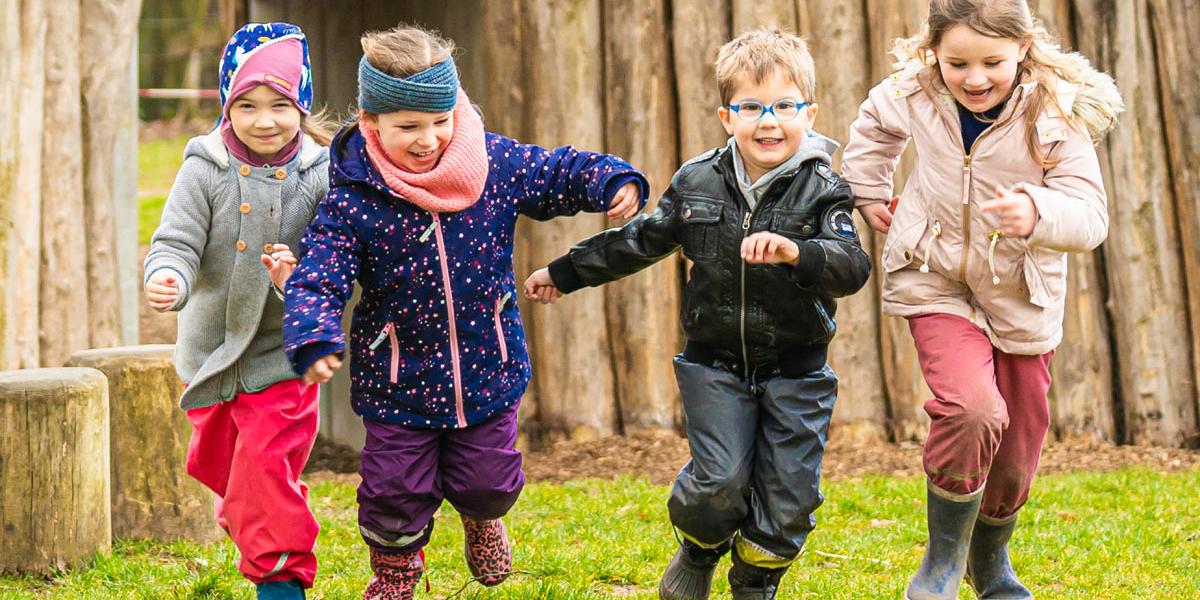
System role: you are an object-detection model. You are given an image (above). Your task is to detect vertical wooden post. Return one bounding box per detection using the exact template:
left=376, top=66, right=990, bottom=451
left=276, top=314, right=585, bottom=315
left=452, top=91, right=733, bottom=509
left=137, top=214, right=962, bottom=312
left=0, top=0, right=17, bottom=371
left=12, top=0, right=46, bottom=369
left=1149, top=0, right=1200, bottom=445
left=601, top=0, right=682, bottom=434
left=731, top=0, right=797, bottom=33
left=0, top=368, right=111, bottom=574
left=1073, top=0, right=1195, bottom=446
left=519, top=0, right=619, bottom=440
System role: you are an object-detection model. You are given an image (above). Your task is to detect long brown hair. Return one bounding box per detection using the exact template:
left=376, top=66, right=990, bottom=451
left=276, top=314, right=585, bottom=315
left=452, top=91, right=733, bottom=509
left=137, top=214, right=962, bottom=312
left=301, top=108, right=337, bottom=146
left=892, top=0, right=1124, bottom=166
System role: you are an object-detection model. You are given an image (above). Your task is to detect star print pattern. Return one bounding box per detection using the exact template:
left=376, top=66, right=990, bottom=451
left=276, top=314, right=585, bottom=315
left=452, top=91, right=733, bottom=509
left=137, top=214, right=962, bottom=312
left=283, top=127, right=648, bottom=428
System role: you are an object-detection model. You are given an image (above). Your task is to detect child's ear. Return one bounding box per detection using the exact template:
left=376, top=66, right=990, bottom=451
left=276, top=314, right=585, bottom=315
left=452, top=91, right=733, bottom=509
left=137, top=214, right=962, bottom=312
left=806, top=102, right=819, bottom=123
left=717, top=106, right=736, bottom=135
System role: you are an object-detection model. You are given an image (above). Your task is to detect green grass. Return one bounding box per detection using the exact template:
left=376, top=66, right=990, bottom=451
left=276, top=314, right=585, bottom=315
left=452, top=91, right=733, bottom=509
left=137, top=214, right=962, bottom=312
left=138, top=134, right=191, bottom=245
left=1, top=469, right=1197, bottom=598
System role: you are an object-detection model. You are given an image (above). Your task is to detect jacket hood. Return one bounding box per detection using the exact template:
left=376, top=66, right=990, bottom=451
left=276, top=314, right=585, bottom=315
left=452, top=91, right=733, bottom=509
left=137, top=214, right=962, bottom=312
left=185, top=129, right=327, bottom=171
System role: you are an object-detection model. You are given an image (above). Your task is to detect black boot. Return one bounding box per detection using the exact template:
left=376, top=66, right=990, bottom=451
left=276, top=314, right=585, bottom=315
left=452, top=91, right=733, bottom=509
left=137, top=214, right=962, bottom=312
left=966, top=514, right=1032, bottom=599
left=658, top=538, right=730, bottom=600
left=727, top=549, right=788, bottom=600
left=905, top=481, right=983, bottom=600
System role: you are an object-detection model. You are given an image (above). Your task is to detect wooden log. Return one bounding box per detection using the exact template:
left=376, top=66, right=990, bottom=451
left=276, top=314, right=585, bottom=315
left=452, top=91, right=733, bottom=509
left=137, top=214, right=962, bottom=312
left=601, top=0, right=682, bottom=433
left=80, top=0, right=142, bottom=351
left=0, top=368, right=111, bottom=574
left=1072, top=0, right=1195, bottom=446
left=671, top=0, right=729, bottom=160
left=66, top=345, right=220, bottom=542
left=1150, top=0, right=1200, bottom=446
left=797, top=0, right=889, bottom=443
left=11, top=0, right=46, bottom=369
left=39, top=0, right=89, bottom=367
left=732, top=0, right=797, bottom=33
left=866, top=0, right=930, bottom=442
left=519, top=0, right=619, bottom=440
left=1029, top=0, right=1116, bottom=442
left=0, top=0, right=17, bottom=370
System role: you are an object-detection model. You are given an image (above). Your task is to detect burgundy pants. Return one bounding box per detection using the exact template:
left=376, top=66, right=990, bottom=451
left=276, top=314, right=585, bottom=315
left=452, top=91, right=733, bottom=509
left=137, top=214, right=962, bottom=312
left=909, top=313, right=1054, bottom=519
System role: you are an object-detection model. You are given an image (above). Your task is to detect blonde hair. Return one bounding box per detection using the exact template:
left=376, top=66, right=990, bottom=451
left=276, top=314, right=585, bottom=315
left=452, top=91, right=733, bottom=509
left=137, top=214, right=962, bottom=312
left=361, top=24, right=456, bottom=80
left=301, top=108, right=337, bottom=146
left=715, top=28, right=816, bottom=105
left=892, top=0, right=1124, bottom=166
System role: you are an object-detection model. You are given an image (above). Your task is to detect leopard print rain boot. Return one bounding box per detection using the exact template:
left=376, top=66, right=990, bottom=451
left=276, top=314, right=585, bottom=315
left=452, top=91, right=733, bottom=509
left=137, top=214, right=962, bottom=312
left=461, top=515, right=513, bottom=586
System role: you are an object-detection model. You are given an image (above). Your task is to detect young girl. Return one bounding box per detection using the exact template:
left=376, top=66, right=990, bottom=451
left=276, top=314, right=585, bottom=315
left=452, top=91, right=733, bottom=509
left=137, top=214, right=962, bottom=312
left=281, top=25, right=646, bottom=599
left=143, top=22, right=335, bottom=600
left=842, top=1, right=1122, bottom=598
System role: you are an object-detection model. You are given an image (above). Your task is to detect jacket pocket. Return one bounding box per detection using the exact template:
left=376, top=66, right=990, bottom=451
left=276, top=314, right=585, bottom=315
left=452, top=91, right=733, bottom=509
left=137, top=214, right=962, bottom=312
left=680, top=197, right=723, bottom=259
left=1022, top=247, right=1067, bottom=309
left=882, top=211, right=928, bottom=273
left=494, top=291, right=512, bottom=364
left=771, top=209, right=817, bottom=239
left=369, top=322, right=400, bottom=383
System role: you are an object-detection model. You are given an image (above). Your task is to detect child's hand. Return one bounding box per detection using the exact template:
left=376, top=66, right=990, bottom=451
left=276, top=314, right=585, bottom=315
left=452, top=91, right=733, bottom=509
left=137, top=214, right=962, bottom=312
left=304, top=353, right=343, bottom=385
left=607, top=182, right=641, bottom=219
left=522, top=268, right=562, bottom=304
left=859, top=199, right=896, bottom=233
left=144, top=270, right=180, bottom=312
left=981, top=185, right=1038, bottom=238
left=741, top=232, right=800, bottom=266
left=261, top=243, right=298, bottom=290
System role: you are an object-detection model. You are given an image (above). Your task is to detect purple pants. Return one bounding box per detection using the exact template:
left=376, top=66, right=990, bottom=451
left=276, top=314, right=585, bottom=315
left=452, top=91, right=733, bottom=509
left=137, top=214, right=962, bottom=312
left=909, top=313, right=1054, bottom=520
left=357, top=407, right=524, bottom=553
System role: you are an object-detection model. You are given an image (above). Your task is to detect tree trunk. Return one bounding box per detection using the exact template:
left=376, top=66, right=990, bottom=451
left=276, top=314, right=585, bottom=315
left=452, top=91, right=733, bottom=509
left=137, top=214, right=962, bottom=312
left=481, top=0, right=538, bottom=447
left=865, top=0, right=930, bottom=442
left=80, top=0, right=142, bottom=351
left=66, top=346, right=220, bottom=542
left=11, top=0, right=46, bottom=369
left=796, top=0, right=889, bottom=442
left=1073, top=0, right=1195, bottom=446
left=0, top=368, right=111, bottom=574
left=601, top=0, right=682, bottom=434
left=519, top=0, right=618, bottom=441
left=1150, top=0, right=1200, bottom=446
left=39, top=0, right=89, bottom=367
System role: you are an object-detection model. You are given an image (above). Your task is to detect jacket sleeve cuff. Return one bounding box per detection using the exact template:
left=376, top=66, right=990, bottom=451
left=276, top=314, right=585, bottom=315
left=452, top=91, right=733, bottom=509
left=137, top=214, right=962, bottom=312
left=292, top=341, right=344, bottom=376
left=602, top=173, right=650, bottom=209
left=548, top=254, right=587, bottom=294
left=144, top=266, right=189, bottom=311
left=790, top=241, right=827, bottom=287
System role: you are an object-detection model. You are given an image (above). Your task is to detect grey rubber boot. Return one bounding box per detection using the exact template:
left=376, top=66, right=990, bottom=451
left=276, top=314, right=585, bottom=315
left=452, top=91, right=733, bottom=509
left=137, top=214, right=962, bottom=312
left=658, top=538, right=731, bottom=600
left=905, top=481, right=984, bottom=600
left=727, top=549, right=788, bottom=600
left=966, top=514, right=1033, bottom=599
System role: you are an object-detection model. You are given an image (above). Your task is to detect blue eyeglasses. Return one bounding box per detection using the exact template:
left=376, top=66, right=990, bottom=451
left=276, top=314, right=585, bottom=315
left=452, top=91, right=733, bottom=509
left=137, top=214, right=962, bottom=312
left=726, top=98, right=812, bottom=122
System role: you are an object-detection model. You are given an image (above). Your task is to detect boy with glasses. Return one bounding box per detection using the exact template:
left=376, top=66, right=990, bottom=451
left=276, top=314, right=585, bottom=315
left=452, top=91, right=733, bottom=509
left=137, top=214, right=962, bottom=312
left=523, top=28, right=871, bottom=600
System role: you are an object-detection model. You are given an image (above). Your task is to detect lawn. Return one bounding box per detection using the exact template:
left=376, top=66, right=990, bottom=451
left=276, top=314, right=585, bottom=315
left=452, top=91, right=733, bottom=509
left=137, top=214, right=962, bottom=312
left=1, top=468, right=1196, bottom=599
left=138, top=133, right=192, bottom=245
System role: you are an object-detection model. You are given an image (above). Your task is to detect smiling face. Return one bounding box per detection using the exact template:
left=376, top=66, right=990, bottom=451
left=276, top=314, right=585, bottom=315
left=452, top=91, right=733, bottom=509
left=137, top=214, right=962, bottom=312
left=718, top=69, right=818, bottom=184
left=364, top=108, right=455, bottom=173
left=227, top=85, right=302, bottom=160
left=934, top=23, right=1030, bottom=113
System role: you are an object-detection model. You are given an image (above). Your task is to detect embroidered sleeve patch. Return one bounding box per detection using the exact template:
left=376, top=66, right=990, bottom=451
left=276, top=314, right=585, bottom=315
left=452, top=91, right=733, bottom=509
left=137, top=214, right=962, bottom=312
left=828, top=208, right=858, bottom=240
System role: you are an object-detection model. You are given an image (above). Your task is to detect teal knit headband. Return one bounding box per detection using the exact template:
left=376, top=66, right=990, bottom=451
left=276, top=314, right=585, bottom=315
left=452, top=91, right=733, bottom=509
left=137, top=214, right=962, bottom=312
left=358, top=56, right=459, bottom=114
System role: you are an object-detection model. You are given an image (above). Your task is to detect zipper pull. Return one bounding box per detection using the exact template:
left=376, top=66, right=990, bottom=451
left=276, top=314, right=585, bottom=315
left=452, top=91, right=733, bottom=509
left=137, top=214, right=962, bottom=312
left=499, top=291, right=513, bottom=308
left=419, top=221, right=437, bottom=242
left=742, top=212, right=752, bottom=230
left=369, top=323, right=392, bottom=350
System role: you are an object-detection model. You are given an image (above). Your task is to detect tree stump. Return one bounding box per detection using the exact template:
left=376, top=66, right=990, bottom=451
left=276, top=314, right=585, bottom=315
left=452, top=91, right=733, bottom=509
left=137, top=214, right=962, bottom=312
left=0, top=367, right=110, bottom=574
left=66, top=345, right=220, bottom=542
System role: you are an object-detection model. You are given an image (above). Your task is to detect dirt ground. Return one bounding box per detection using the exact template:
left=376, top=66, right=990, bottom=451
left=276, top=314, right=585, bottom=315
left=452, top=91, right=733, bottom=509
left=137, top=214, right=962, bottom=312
left=304, top=430, right=1200, bottom=484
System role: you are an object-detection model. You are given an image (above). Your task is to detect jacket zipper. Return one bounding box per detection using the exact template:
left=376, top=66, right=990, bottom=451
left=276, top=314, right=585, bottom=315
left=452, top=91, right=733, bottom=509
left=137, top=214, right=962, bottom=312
left=369, top=323, right=400, bottom=384
left=429, top=214, right=467, bottom=428
left=494, top=291, right=512, bottom=363
left=954, top=94, right=1020, bottom=282
left=739, top=208, right=756, bottom=379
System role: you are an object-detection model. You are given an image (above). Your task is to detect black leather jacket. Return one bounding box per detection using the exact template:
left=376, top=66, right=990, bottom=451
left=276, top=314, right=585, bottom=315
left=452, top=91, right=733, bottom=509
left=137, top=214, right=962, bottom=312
left=549, top=144, right=872, bottom=378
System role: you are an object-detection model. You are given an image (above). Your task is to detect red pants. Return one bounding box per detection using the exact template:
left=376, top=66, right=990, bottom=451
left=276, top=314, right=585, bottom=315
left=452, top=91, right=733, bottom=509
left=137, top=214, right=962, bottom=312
left=185, top=378, right=320, bottom=587
left=909, top=313, right=1054, bottom=519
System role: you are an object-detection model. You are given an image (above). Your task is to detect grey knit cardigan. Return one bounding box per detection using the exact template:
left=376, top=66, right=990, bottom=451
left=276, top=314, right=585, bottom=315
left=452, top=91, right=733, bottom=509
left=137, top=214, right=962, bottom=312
left=144, top=130, right=329, bottom=410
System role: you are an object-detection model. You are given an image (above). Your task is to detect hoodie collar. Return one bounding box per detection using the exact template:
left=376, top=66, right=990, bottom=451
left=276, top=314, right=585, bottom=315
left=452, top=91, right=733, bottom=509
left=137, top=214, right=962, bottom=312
left=727, top=131, right=839, bottom=208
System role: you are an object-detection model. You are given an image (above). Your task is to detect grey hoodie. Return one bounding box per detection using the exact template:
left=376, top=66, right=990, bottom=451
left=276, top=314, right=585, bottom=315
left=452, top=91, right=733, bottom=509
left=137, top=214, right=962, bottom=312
left=144, top=130, right=329, bottom=409
left=729, top=131, right=841, bottom=209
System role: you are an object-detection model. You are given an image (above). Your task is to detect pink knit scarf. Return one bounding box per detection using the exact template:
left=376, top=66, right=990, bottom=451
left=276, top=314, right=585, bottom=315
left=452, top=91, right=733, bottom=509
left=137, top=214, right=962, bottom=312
left=361, top=90, right=488, bottom=213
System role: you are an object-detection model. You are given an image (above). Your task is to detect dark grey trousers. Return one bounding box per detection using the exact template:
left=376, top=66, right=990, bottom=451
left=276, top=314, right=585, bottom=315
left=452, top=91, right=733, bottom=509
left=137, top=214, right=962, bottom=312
left=667, top=354, right=838, bottom=566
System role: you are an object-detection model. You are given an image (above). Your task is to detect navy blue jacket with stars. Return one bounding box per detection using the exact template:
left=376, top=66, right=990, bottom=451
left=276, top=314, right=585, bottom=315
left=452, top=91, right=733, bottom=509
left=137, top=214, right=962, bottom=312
left=283, top=124, right=647, bottom=428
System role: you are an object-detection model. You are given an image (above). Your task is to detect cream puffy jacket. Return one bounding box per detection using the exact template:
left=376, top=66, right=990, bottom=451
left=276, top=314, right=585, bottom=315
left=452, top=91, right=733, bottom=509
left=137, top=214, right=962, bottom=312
left=842, top=65, right=1108, bottom=355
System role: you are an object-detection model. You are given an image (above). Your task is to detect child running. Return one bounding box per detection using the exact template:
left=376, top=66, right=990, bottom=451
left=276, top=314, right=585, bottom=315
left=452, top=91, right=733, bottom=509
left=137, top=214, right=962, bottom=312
left=143, top=22, right=335, bottom=600
left=524, top=28, right=872, bottom=600
left=842, top=1, right=1123, bottom=598
left=280, top=25, right=647, bottom=599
